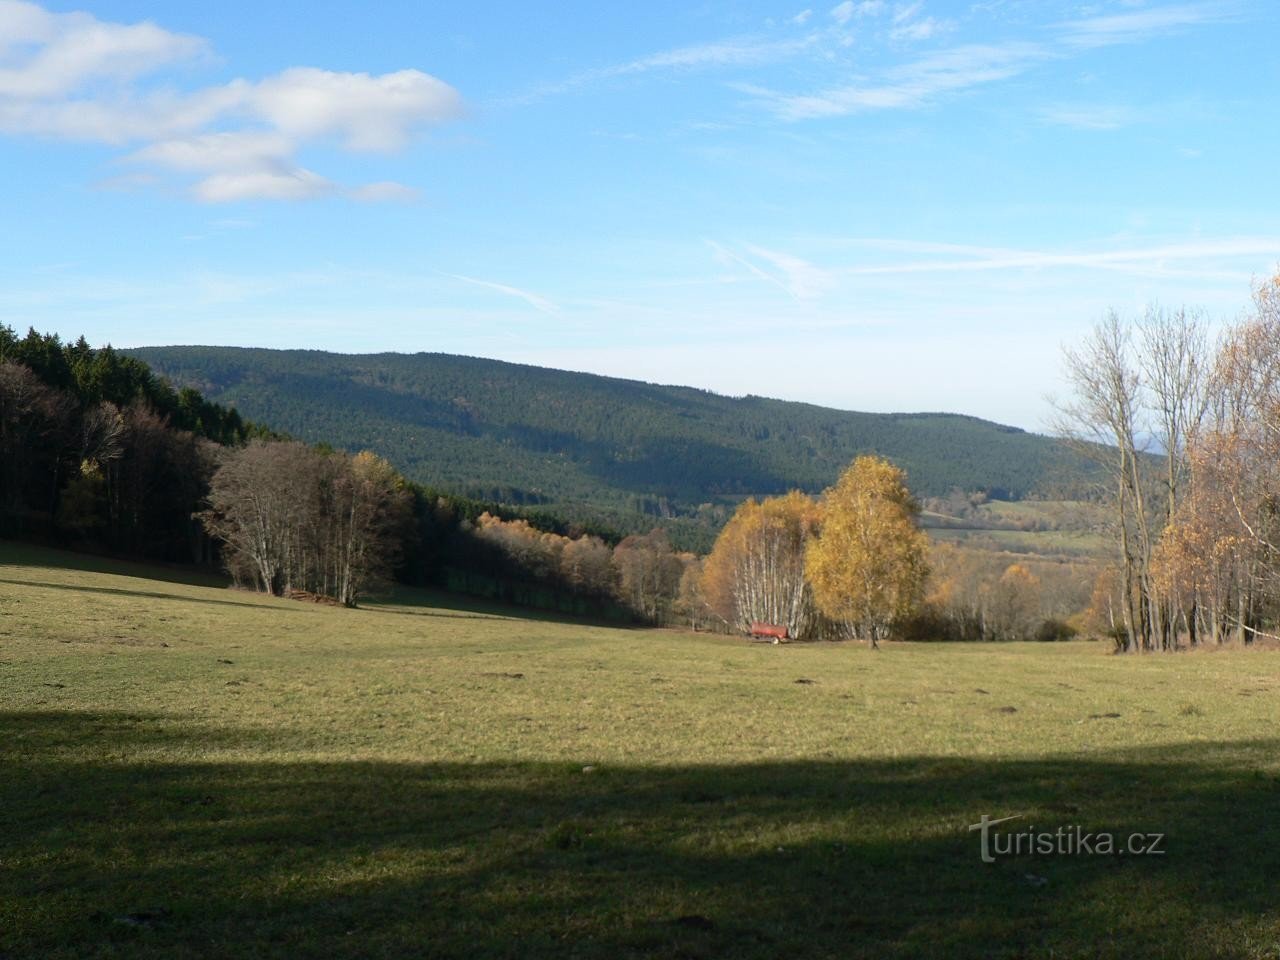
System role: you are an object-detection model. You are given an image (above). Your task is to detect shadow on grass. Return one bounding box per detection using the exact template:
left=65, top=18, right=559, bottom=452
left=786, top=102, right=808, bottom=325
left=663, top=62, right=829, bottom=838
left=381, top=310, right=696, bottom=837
left=0, top=577, right=305, bottom=614
left=0, top=539, right=228, bottom=588
left=368, top=585, right=643, bottom=630
left=0, top=540, right=636, bottom=629
left=4, top=711, right=1279, bottom=959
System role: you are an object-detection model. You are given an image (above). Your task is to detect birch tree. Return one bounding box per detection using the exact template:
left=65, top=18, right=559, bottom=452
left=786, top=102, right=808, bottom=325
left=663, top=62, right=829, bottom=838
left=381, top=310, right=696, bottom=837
left=804, top=457, right=928, bottom=649
left=701, top=491, right=821, bottom=639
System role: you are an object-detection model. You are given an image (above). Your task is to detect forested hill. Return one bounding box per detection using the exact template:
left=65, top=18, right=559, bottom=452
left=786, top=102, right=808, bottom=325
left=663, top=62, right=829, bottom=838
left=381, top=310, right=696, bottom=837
left=130, top=346, right=1081, bottom=519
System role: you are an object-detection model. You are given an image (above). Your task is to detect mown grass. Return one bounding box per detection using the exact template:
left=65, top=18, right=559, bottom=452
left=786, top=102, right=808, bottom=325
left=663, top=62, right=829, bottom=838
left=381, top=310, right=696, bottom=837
left=3, top=541, right=1280, bottom=958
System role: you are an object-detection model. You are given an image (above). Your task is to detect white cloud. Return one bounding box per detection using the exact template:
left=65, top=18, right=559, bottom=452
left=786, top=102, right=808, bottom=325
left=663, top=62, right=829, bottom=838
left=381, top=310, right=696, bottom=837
left=792, top=9, right=813, bottom=25
left=193, top=169, right=335, bottom=203
left=0, top=2, right=462, bottom=200
left=0, top=0, right=206, bottom=98
left=130, top=131, right=294, bottom=172
left=892, top=2, right=923, bottom=25
left=248, top=68, right=460, bottom=151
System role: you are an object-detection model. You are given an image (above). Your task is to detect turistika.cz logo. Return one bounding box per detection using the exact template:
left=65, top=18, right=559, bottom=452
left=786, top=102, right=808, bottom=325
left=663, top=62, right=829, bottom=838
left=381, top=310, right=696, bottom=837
left=969, top=814, right=1166, bottom=863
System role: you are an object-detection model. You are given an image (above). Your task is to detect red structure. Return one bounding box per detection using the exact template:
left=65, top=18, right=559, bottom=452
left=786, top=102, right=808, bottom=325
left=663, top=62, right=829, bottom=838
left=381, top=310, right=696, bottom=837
left=749, top=622, right=789, bottom=641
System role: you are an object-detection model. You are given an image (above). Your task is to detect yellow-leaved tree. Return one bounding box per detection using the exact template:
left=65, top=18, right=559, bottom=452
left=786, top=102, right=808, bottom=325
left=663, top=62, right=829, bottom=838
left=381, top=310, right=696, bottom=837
left=805, top=456, right=928, bottom=648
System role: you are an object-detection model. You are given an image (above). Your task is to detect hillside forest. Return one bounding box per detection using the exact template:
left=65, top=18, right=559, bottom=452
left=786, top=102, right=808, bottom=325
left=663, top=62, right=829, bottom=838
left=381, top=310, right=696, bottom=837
left=128, top=344, right=1094, bottom=551
left=3, top=272, right=1279, bottom=649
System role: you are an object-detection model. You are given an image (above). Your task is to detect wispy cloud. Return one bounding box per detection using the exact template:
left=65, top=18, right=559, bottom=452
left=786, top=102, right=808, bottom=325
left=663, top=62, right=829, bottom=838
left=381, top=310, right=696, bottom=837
left=0, top=1, right=460, bottom=200
left=444, top=273, right=559, bottom=314
left=739, top=2, right=1236, bottom=123
left=1056, top=2, right=1240, bottom=49
left=831, top=0, right=885, bottom=25
left=510, top=35, right=817, bottom=104
left=890, top=14, right=955, bottom=42
left=833, top=236, right=1280, bottom=278
left=707, top=240, right=835, bottom=300
left=746, top=244, right=837, bottom=299
left=743, top=41, right=1044, bottom=120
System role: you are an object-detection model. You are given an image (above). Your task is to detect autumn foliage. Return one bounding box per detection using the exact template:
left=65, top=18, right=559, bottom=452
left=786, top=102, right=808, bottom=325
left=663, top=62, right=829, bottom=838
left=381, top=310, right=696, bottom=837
left=701, top=491, right=822, bottom=639
left=701, top=457, right=929, bottom=645
left=1059, top=272, right=1280, bottom=650
left=805, top=456, right=929, bottom=647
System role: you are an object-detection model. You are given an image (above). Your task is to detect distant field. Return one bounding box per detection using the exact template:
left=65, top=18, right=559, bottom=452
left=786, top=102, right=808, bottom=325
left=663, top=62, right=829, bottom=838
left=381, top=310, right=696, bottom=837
left=3, top=542, right=1279, bottom=959
left=923, top=498, right=1111, bottom=560
left=928, top=526, right=1109, bottom=558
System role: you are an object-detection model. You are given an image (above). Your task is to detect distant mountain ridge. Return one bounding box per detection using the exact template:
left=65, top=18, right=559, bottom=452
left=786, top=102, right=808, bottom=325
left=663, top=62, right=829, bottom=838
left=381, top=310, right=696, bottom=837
left=129, top=346, right=1082, bottom=527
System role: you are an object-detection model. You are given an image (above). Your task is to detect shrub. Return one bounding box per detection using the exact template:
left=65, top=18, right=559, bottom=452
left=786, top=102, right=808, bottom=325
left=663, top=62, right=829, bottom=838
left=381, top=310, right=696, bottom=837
left=1035, top=618, right=1078, bottom=642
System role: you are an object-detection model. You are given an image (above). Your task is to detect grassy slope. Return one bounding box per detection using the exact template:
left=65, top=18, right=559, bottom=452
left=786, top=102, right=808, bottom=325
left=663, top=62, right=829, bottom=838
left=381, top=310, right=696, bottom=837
left=3, top=542, right=1280, bottom=959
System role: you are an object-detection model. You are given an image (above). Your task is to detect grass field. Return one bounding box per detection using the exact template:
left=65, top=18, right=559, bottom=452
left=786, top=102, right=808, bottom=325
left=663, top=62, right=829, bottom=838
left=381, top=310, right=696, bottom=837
left=3, top=542, right=1280, bottom=958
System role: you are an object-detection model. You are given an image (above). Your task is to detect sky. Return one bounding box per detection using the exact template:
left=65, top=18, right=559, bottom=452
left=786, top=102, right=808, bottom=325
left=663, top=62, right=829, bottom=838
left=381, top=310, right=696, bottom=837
left=0, top=0, right=1276, bottom=430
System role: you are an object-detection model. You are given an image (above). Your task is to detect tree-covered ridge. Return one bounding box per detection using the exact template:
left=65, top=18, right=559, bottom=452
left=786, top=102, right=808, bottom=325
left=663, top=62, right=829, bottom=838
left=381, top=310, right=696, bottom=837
left=129, top=346, right=1083, bottom=519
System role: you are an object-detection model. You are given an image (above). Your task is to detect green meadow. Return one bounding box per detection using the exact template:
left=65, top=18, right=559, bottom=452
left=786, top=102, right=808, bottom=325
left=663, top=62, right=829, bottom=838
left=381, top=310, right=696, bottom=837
left=3, top=541, right=1279, bottom=959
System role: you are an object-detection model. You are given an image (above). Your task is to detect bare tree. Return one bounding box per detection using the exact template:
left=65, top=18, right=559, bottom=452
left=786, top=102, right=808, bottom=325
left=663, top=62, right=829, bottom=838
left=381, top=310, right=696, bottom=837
left=204, top=441, right=411, bottom=605
left=1138, top=306, right=1210, bottom=646
left=1054, top=313, right=1149, bottom=651
left=612, top=529, right=684, bottom=624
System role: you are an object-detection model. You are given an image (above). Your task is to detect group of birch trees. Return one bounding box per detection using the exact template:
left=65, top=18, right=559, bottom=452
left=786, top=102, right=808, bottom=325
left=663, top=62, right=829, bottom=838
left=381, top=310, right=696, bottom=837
left=1058, top=274, right=1280, bottom=651
left=700, top=456, right=929, bottom=646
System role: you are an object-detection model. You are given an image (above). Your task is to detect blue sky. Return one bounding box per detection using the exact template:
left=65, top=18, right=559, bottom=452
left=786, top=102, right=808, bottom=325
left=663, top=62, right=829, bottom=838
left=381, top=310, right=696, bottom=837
left=0, top=0, right=1276, bottom=429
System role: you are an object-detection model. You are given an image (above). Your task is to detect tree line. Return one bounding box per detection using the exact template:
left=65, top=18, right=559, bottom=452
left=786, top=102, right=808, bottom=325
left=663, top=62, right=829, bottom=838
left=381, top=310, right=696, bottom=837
left=0, top=326, right=266, bottom=560
left=1055, top=274, right=1280, bottom=651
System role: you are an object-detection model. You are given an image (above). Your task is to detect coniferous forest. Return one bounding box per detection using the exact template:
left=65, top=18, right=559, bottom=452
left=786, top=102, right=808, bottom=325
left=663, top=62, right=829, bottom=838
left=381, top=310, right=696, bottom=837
left=128, top=346, right=1091, bottom=533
